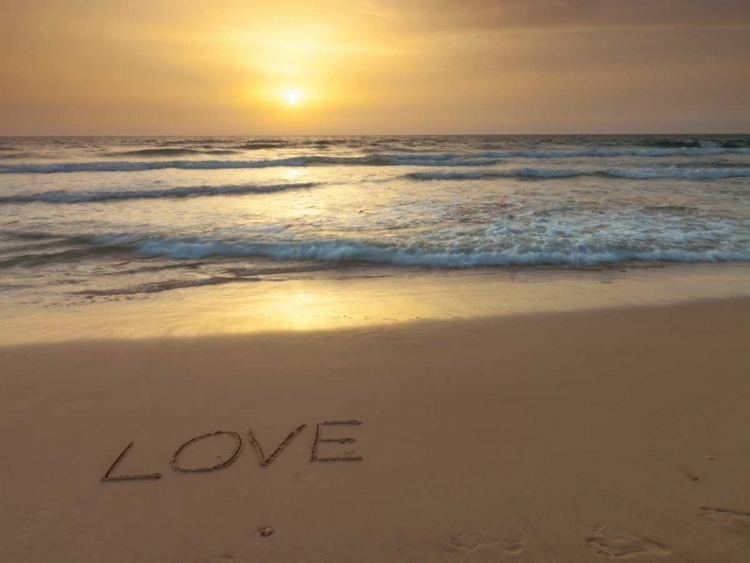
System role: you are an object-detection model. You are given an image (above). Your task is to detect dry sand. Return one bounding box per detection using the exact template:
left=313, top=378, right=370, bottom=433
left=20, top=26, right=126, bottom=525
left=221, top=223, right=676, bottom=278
left=1, top=296, right=749, bottom=562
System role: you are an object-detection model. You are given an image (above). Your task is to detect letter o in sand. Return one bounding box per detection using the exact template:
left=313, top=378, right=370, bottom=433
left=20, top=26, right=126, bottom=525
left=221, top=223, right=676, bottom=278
left=171, top=431, right=243, bottom=473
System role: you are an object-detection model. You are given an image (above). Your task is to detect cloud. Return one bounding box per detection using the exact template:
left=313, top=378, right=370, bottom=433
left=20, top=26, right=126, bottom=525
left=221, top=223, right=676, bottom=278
left=386, top=0, right=750, bottom=32
left=1, top=0, right=749, bottom=133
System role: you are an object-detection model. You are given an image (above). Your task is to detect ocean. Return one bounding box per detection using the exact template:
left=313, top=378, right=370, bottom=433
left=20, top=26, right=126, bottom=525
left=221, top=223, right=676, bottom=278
left=1, top=135, right=749, bottom=309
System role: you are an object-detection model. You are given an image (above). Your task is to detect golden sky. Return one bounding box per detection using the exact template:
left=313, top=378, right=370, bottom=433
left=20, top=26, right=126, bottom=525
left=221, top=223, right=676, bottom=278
left=2, top=0, right=750, bottom=134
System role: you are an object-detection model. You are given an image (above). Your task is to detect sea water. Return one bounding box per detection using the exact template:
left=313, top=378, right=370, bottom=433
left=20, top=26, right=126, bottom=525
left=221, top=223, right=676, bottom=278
left=1, top=135, right=749, bottom=309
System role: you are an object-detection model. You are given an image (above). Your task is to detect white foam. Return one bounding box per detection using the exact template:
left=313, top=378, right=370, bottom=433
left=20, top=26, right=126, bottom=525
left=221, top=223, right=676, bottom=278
left=132, top=238, right=750, bottom=266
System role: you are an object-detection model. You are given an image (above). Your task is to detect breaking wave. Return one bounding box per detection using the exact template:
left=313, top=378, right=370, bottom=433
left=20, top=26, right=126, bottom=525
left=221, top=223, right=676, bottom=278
left=130, top=239, right=750, bottom=266
left=4, top=230, right=748, bottom=268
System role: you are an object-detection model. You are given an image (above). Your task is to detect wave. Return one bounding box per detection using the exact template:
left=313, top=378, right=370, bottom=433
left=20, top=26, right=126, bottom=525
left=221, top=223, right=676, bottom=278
left=644, top=139, right=750, bottom=149
left=4, top=146, right=750, bottom=174
left=0, top=246, right=124, bottom=269
left=234, top=142, right=290, bottom=150
left=0, top=155, right=460, bottom=174
left=0, top=182, right=319, bottom=204
left=5, top=230, right=746, bottom=268
left=407, top=167, right=750, bottom=181
left=485, top=147, right=750, bottom=159
left=122, top=237, right=750, bottom=266
left=407, top=169, right=585, bottom=180
left=389, top=147, right=750, bottom=161
left=0, top=157, right=334, bottom=174
left=0, top=152, right=43, bottom=160
left=107, top=148, right=240, bottom=157
left=604, top=167, right=750, bottom=180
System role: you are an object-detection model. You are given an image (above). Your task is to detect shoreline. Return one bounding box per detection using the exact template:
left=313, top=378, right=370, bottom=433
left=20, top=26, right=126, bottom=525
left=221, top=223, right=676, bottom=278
left=1, top=262, right=749, bottom=346
left=1, top=297, right=749, bottom=562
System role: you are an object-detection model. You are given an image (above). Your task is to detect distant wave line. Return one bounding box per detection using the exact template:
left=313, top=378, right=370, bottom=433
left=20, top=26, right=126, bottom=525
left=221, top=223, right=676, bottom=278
left=3, top=146, right=750, bottom=174
left=0, top=182, right=320, bottom=204
left=106, top=148, right=241, bottom=157
left=406, top=167, right=750, bottom=181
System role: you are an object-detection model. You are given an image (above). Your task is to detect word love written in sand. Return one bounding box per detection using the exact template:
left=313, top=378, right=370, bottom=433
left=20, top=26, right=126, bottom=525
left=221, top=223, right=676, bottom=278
left=101, top=420, right=362, bottom=482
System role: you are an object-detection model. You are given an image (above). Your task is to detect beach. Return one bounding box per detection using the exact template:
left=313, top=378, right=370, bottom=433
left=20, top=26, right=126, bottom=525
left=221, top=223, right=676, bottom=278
left=1, top=134, right=749, bottom=561
left=4, top=0, right=750, bottom=556
left=4, top=1, right=750, bottom=559
left=2, top=269, right=750, bottom=563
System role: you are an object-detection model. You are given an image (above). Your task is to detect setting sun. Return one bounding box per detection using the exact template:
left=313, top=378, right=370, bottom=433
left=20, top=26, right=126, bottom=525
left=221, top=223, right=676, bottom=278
left=285, top=89, right=301, bottom=106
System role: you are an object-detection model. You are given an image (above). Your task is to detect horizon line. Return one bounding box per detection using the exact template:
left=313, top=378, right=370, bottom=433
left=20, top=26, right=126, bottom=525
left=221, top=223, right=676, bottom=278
left=2, top=132, right=750, bottom=138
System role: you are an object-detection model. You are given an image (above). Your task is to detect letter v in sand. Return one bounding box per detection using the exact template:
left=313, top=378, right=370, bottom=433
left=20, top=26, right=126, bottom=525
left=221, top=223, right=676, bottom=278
left=248, top=424, right=308, bottom=467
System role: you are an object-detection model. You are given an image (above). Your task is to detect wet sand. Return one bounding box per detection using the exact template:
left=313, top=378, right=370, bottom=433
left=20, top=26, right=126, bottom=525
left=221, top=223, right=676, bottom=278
left=1, top=262, right=749, bottom=345
left=1, top=296, right=749, bottom=562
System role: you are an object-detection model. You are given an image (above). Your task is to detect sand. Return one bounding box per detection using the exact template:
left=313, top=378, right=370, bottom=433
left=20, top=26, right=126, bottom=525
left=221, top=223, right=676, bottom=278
left=1, top=295, right=750, bottom=562
left=2, top=262, right=750, bottom=345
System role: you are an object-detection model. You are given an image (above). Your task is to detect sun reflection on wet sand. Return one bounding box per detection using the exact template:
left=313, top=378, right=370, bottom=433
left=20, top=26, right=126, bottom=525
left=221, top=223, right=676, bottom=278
left=1, top=264, right=749, bottom=345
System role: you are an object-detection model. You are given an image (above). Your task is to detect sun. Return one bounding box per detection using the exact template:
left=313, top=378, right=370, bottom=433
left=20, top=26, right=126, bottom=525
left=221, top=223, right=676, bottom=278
left=284, top=89, right=302, bottom=106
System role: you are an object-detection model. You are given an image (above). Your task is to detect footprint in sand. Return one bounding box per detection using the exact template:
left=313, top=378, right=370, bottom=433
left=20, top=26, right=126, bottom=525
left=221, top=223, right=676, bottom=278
left=446, top=530, right=526, bottom=555
left=585, top=526, right=669, bottom=558
left=700, top=507, right=750, bottom=535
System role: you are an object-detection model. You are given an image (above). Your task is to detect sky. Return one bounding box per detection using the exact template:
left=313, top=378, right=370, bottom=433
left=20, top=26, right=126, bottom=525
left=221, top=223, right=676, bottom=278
left=2, top=0, right=750, bottom=135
